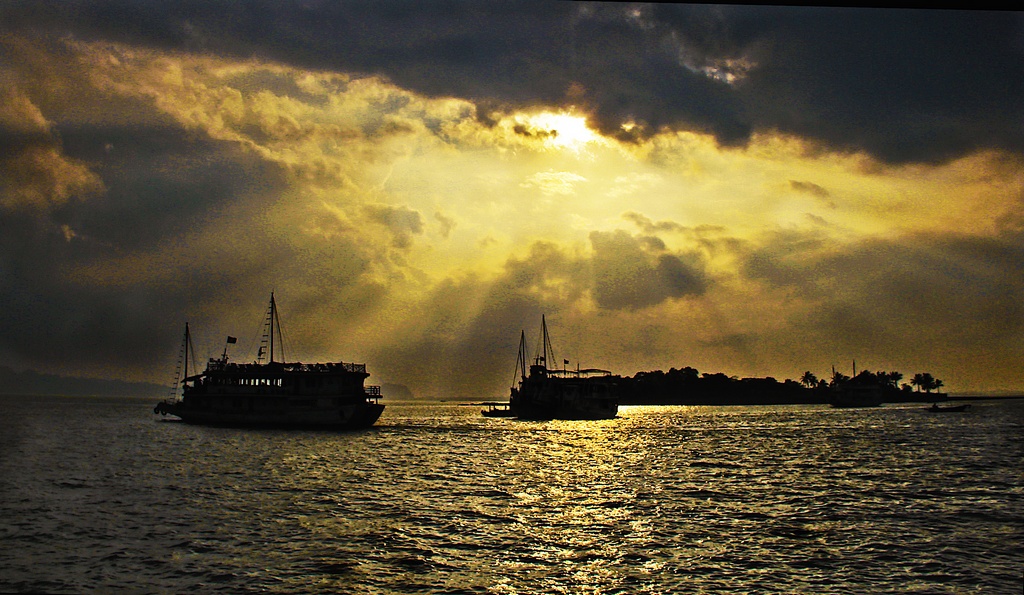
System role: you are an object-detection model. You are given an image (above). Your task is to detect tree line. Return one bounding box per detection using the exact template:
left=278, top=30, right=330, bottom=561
left=615, top=366, right=946, bottom=406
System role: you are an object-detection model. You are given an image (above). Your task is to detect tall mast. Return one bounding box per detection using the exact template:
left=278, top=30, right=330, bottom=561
left=184, top=322, right=189, bottom=383
left=258, top=292, right=285, bottom=364
left=269, top=292, right=276, bottom=364
left=540, top=315, right=555, bottom=371
left=512, top=330, right=527, bottom=388
left=542, top=315, right=548, bottom=369
left=168, top=322, right=195, bottom=402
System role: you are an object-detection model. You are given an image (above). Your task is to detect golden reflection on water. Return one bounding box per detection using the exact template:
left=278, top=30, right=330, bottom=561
left=481, top=409, right=673, bottom=593
left=3, top=396, right=1022, bottom=594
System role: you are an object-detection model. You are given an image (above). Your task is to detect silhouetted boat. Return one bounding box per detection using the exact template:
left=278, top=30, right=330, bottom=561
left=481, top=402, right=515, bottom=417
left=829, top=366, right=884, bottom=408
left=926, top=403, right=970, bottom=413
left=508, top=316, right=617, bottom=420
left=154, top=293, right=384, bottom=429
left=829, top=386, right=883, bottom=408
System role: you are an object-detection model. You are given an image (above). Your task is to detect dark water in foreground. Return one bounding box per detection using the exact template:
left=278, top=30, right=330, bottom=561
left=0, top=396, right=1021, bottom=594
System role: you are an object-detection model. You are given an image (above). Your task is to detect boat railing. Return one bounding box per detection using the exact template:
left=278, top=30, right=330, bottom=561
left=207, top=361, right=368, bottom=374
left=365, top=385, right=382, bottom=403
left=285, top=362, right=368, bottom=373
left=546, top=368, right=613, bottom=379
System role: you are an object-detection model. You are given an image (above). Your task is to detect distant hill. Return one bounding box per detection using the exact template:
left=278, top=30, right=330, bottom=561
left=0, top=366, right=166, bottom=398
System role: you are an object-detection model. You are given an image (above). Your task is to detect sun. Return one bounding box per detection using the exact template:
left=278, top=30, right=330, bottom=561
left=522, top=111, right=601, bottom=152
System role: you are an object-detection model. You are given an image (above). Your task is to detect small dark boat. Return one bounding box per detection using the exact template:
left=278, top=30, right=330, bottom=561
left=926, top=403, right=970, bottom=413
left=481, top=402, right=515, bottom=417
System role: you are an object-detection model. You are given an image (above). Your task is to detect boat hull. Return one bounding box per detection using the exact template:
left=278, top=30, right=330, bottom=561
left=481, top=406, right=515, bottom=418
left=510, top=372, right=619, bottom=420
left=926, top=404, right=970, bottom=413
left=155, top=400, right=384, bottom=430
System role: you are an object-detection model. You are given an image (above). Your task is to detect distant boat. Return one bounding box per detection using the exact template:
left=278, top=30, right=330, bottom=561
left=829, top=386, right=883, bottom=408
left=829, top=368, right=884, bottom=408
left=153, top=293, right=384, bottom=429
left=481, top=402, right=515, bottom=417
left=508, top=316, right=618, bottom=420
left=926, top=403, right=970, bottom=413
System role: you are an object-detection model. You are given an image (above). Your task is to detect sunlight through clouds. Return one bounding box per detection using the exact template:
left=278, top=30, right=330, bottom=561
left=520, top=170, right=588, bottom=197
left=1, top=5, right=1022, bottom=397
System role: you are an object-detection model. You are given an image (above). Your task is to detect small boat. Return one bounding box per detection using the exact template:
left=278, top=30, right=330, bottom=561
left=926, top=403, right=970, bottom=413
left=481, top=402, right=515, bottom=417
left=153, top=293, right=385, bottom=429
left=508, top=316, right=618, bottom=420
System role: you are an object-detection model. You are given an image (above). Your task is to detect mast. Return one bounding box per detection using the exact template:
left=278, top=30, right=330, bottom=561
left=269, top=292, right=276, bottom=364
left=542, top=315, right=547, bottom=369
left=257, top=292, right=285, bottom=364
left=171, top=322, right=195, bottom=401
left=540, top=314, right=556, bottom=371
left=184, top=322, right=189, bottom=384
left=512, top=330, right=527, bottom=388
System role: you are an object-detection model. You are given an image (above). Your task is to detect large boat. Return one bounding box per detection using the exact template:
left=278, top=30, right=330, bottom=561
left=154, top=293, right=384, bottom=429
left=508, top=316, right=618, bottom=420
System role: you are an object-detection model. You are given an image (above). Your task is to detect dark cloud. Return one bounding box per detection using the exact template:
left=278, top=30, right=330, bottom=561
left=739, top=225, right=1024, bottom=384
left=789, top=180, right=829, bottom=199
left=623, top=211, right=687, bottom=234
left=0, top=117, right=340, bottom=379
left=56, top=124, right=289, bottom=249
left=728, top=7, right=1024, bottom=164
left=4, top=2, right=1021, bottom=164
left=590, top=229, right=707, bottom=310
left=433, top=211, right=456, bottom=238
left=369, top=232, right=711, bottom=395
left=364, top=204, right=424, bottom=249
left=0, top=208, right=181, bottom=375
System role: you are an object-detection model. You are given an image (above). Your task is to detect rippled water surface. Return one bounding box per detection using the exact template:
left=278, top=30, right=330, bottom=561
left=1, top=396, right=1022, bottom=593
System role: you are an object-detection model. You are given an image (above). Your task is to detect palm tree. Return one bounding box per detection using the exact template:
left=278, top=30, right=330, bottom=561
left=912, top=372, right=937, bottom=393
left=830, top=370, right=850, bottom=387
left=800, top=371, right=818, bottom=389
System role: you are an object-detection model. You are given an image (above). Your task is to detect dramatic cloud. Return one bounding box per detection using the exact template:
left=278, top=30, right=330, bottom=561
left=4, top=2, right=1020, bottom=164
left=590, top=230, right=707, bottom=310
left=0, top=84, right=105, bottom=212
left=0, top=4, right=1021, bottom=396
left=738, top=224, right=1024, bottom=391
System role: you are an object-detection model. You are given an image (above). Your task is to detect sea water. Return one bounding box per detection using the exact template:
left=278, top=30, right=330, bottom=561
left=0, top=395, right=1021, bottom=594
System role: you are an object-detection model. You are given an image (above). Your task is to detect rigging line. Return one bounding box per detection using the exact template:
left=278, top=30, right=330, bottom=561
left=187, top=324, right=199, bottom=376
left=272, top=293, right=286, bottom=363
left=511, top=330, right=526, bottom=388
left=242, top=298, right=269, bottom=363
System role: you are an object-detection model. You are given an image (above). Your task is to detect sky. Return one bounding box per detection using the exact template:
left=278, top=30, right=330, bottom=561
left=1, top=2, right=1022, bottom=398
